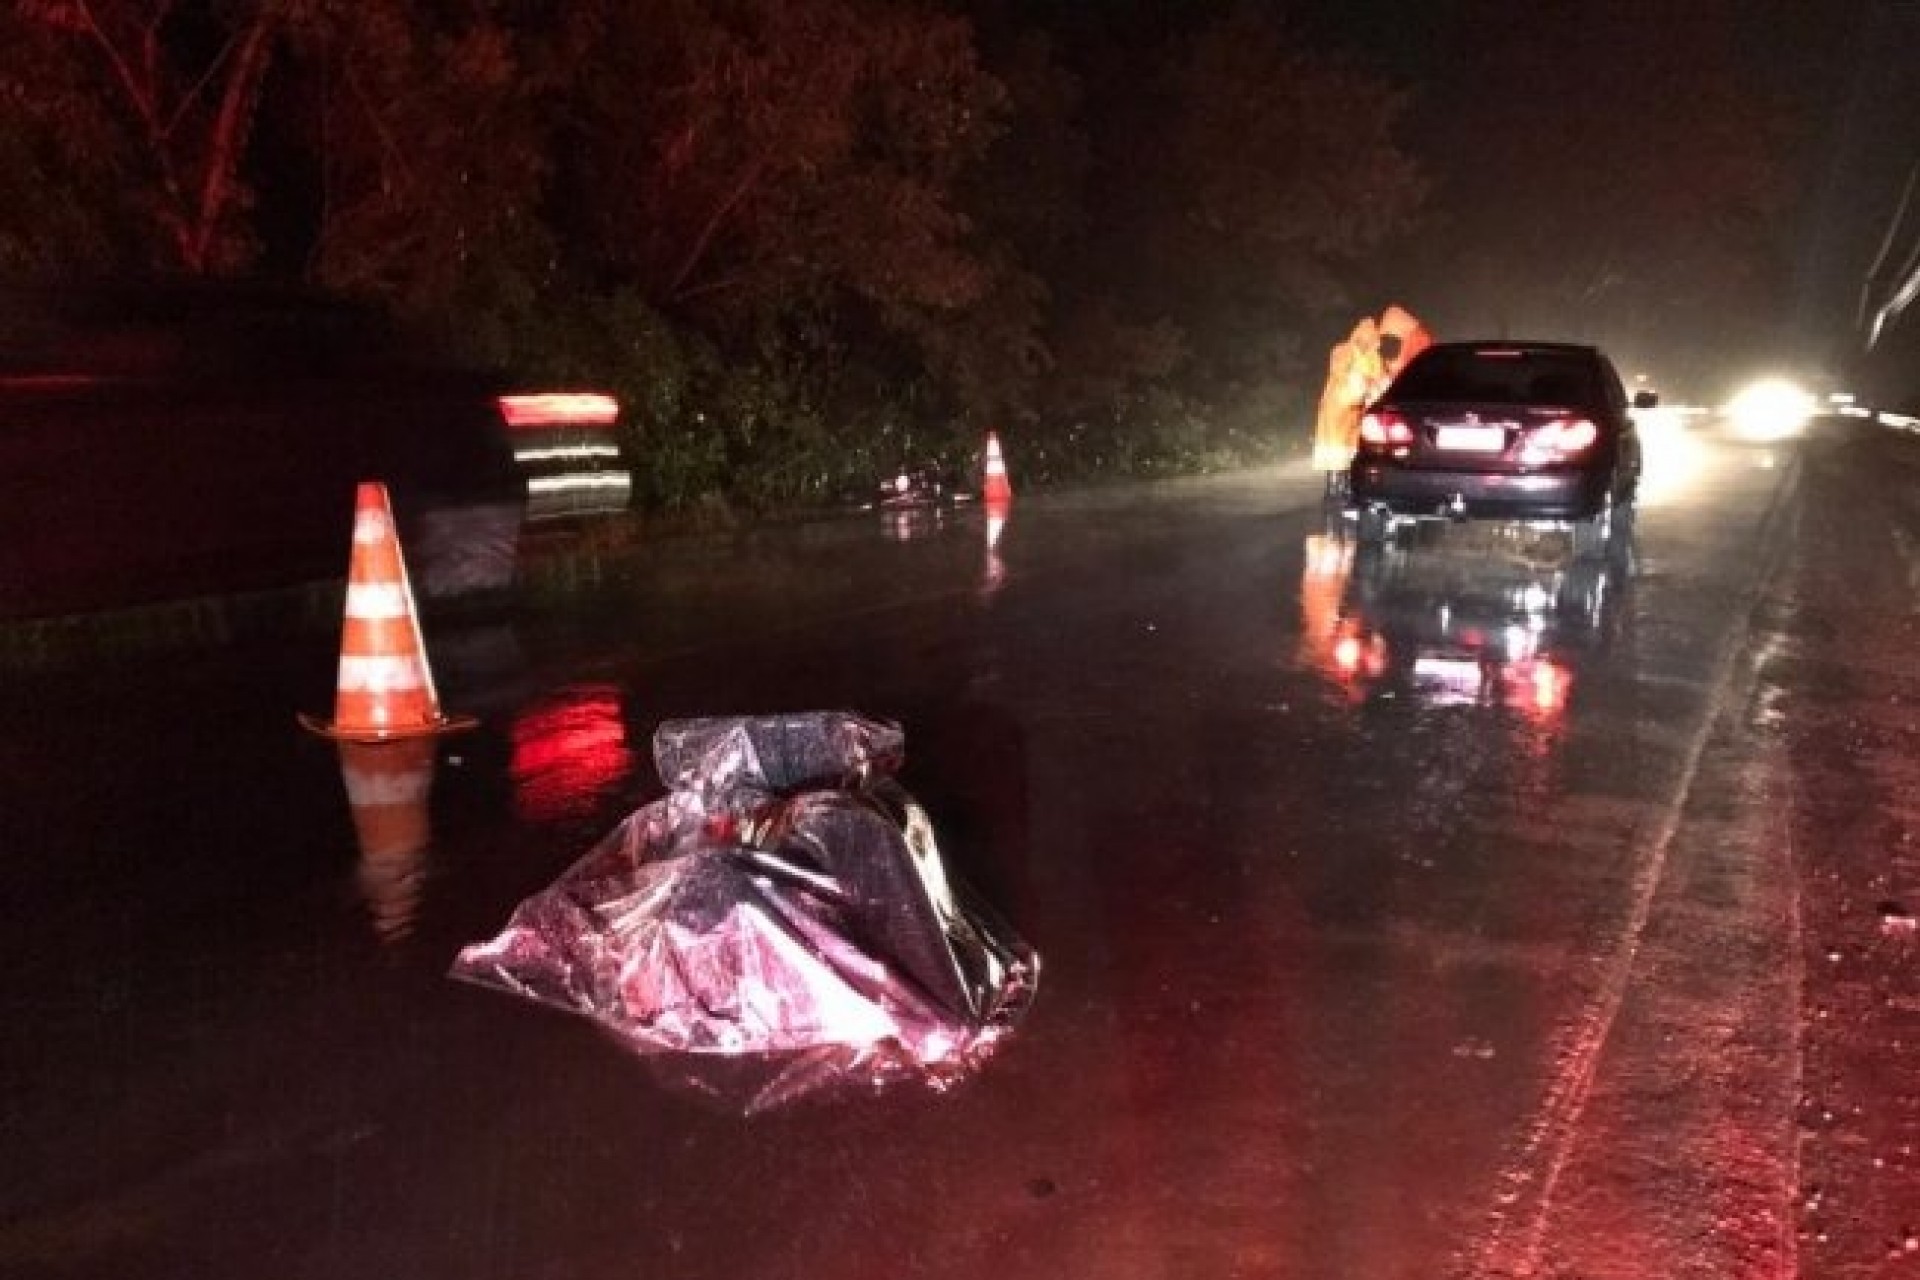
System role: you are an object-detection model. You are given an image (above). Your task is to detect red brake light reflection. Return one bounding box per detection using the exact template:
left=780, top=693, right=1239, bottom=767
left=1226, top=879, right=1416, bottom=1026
left=511, top=686, right=632, bottom=824
left=1330, top=627, right=1388, bottom=681
left=498, top=392, right=620, bottom=428
left=1529, top=659, right=1570, bottom=716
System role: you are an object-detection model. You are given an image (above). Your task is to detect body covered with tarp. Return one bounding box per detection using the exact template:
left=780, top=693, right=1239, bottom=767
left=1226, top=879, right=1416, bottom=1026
left=453, top=713, right=1038, bottom=1111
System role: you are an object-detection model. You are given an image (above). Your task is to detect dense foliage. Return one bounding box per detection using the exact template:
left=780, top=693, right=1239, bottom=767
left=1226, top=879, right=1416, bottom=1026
left=0, top=1, right=1802, bottom=508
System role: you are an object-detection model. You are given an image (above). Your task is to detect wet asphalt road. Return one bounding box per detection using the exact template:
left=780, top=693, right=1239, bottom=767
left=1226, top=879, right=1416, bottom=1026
left=2, top=419, right=1914, bottom=1279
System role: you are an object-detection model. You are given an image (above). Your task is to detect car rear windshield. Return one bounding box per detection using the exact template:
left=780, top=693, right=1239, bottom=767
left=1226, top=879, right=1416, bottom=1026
left=1390, top=348, right=1600, bottom=406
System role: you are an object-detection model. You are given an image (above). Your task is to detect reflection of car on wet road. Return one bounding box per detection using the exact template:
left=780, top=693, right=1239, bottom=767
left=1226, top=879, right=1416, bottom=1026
left=1317, top=524, right=1628, bottom=715
left=0, top=282, right=631, bottom=621
left=1349, top=341, right=1649, bottom=558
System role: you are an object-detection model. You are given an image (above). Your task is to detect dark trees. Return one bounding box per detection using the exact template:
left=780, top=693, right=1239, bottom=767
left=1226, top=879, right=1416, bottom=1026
left=2, top=0, right=1429, bottom=502
left=4, top=0, right=280, bottom=273
left=1020, top=4, right=1423, bottom=472
left=1399, top=0, right=1798, bottom=391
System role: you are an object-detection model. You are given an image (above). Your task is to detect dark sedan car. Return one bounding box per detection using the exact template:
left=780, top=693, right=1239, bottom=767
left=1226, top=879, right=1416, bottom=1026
left=0, top=282, right=630, bottom=621
left=1348, top=341, right=1649, bottom=557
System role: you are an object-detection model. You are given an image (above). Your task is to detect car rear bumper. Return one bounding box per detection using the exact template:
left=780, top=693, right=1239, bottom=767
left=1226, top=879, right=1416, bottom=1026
left=1348, top=464, right=1605, bottom=522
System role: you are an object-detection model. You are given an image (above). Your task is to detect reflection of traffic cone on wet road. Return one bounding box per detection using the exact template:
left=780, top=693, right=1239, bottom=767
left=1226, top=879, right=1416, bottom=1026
left=339, top=740, right=437, bottom=858
left=338, top=740, right=437, bottom=944
left=982, top=432, right=1013, bottom=507
left=982, top=503, right=1008, bottom=596
left=300, top=482, right=477, bottom=741
left=986, top=504, right=1009, bottom=553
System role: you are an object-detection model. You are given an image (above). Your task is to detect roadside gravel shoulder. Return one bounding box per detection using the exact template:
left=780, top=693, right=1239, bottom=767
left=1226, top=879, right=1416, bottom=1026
left=1777, top=425, right=1920, bottom=1275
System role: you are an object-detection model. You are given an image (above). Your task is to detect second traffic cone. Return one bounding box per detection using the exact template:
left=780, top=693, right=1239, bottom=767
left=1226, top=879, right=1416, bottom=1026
left=982, top=431, right=1014, bottom=506
left=300, top=481, right=477, bottom=741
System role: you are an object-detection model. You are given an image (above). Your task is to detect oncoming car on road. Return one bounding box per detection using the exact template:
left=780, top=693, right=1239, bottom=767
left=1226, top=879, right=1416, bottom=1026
left=1348, top=341, right=1651, bottom=558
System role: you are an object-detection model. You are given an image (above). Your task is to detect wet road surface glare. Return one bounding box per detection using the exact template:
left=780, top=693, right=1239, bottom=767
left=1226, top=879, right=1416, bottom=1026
left=4, top=421, right=1917, bottom=1278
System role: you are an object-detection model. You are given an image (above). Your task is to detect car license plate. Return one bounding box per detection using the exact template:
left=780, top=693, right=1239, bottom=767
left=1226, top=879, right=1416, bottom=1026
left=1415, top=656, right=1483, bottom=684
left=1435, top=425, right=1507, bottom=452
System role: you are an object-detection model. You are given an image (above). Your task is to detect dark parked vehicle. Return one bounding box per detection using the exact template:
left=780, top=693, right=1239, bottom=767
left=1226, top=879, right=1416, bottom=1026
left=0, top=282, right=630, bottom=621
left=1348, top=341, right=1650, bottom=557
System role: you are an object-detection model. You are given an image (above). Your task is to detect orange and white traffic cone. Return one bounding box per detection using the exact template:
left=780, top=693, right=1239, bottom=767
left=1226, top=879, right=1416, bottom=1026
left=299, top=481, right=477, bottom=741
left=982, top=431, right=1014, bottom=507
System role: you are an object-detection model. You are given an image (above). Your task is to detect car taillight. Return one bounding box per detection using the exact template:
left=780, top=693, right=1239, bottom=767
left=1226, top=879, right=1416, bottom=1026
left=1359, top=409, right=1414, bottom=446
left=497, top=392, right=620, bottom=428
left=1520, top=417, right=1598, bottom=462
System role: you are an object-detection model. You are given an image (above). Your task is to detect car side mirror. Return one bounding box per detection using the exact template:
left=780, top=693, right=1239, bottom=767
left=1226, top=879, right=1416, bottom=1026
left=1631, top=390, right=1660, bottom=410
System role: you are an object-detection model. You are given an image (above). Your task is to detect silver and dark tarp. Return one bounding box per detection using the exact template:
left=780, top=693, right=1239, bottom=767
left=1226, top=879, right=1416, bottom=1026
left=451, top=712, right=1039, bottom=1111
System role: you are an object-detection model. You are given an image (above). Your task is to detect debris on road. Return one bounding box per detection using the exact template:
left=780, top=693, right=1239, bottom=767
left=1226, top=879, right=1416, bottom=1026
left=863, top=462, right=960, bottom=512
left=452, top=712, right=1039, bottom=1111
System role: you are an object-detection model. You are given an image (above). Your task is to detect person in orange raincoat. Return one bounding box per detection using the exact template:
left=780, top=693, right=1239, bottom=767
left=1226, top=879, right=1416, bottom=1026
left=1376, top=303, right=1433, bottom=381
left=1312, top=317, right=1385, bottom=498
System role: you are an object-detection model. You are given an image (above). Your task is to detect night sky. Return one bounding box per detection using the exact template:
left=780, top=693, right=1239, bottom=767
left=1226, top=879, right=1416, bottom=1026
left=1289, top=0, right=1919, bottom=391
